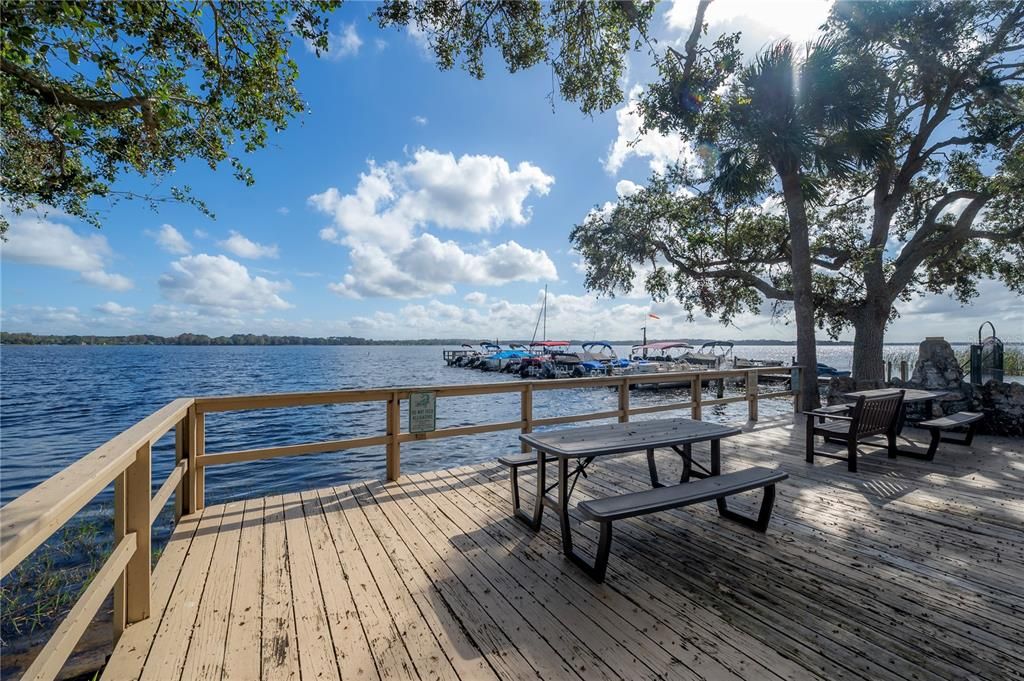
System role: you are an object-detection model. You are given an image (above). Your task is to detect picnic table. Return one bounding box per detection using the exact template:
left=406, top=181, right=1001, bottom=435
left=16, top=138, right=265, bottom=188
left=516, top=419, right=742, bottom=575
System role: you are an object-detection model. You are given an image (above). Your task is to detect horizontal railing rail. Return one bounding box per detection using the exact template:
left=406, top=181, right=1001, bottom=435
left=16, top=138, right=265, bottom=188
left=1, top=365, right=800, bottom=681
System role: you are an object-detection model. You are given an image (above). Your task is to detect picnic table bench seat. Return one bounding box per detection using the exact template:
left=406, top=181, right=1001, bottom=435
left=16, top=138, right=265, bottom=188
left=497, top=452, right=549, bottom=468
left=575, top=466, right=788, bottom=582
left=498, top=451, right=553, bottom=515
left=914, top=411, right=984, bottom=461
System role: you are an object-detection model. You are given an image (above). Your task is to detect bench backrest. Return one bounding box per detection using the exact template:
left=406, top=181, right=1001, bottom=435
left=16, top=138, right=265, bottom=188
left=851, top=391, right=904, bottom=438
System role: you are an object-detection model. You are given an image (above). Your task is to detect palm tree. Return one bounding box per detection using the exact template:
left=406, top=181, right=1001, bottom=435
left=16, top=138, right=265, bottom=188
left=704, top=39, right=886, bottom=406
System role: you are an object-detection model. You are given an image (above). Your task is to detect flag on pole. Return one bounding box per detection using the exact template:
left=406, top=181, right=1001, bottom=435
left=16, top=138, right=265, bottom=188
left=648, top=313, right=660, bottom=319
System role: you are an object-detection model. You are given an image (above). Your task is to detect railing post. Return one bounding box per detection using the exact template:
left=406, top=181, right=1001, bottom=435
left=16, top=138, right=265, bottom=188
left=792, top=366, right=802, bottom=414
left=691, top=375, right=702, bottom=420
left=520, top=384, right=533, bottom=453
left=194, top=410, right=205, bottom=511
left=124, top=442, right=151, bottom=624
left=386, top=392, right=401, bottom=481
left=886, top=361, right=893, bottom=382
left=618, top=376, right=630, bottom=423
left=747, top=370, right=758, bottom=422
left=112, top=471, right=127, bottom=643
left=174, top=419, right=186, bottom=520
left=184, top=406, right=198, bottom=514
left=900, top=360, right=908, bottom=382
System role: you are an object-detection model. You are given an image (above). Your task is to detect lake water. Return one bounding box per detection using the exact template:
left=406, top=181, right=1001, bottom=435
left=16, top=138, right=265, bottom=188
left=0, top=342, right=942, bottom=508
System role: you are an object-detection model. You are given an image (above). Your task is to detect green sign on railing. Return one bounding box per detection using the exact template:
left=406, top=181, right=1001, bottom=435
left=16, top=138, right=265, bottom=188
left=409, top=391, right=437, bottom=434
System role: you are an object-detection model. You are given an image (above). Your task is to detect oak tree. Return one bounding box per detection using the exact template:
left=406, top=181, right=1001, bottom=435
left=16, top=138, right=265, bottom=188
left=1, top=0, right=654, bottom=234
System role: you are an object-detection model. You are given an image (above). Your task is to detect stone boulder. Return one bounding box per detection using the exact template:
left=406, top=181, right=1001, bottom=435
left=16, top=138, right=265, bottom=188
left=910, top=337, right=964, bottom=390
left=825, top=376, right=858, bottom=406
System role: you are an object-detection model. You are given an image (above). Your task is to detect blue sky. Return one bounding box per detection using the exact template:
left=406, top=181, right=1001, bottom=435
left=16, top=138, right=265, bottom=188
left=2, top=1, right=1021, bottom=343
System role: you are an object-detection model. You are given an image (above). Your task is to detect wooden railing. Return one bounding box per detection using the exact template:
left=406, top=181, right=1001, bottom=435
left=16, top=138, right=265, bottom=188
left=0, top=365, right=799, bottom=680
left=0, top=399, right=196, bottom=681
left=191, top=366, right=800, bottom=504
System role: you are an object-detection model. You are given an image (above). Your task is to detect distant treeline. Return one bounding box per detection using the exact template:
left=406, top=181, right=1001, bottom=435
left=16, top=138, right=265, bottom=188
left=0, top=332, right=439, bottom=346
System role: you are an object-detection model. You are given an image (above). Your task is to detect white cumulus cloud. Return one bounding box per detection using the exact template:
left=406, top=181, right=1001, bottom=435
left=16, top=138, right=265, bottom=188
left=79, top=270, right=133, bottom=291
left=95, top=301, right=137, bottom=317
left=327, top=235, right=557, bottom=299
left=605, top=85, right=694, bottom=175
left=310, top=149, right=557, bottom=299
left=148, top=224, right=192, bottom=254
left=666, top=0, right=832, bottom=46
left=218, top=230, right=280, bottom=259
left=1, top=212, right=134, bottom=290
left=310, top=22, right=362, bottom=60
left=158, top=254, right=292, bottom=313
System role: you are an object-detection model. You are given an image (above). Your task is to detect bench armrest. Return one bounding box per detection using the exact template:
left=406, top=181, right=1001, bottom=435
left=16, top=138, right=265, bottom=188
left=804, top=410, right=853, bottom=421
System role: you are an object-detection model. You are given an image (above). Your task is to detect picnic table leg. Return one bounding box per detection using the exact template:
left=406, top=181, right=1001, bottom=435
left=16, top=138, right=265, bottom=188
left=680, top=444, right=692, bottom=483
left=514, top=448, right=546, bottom=530
left=895, top=401, right=911, bottom=436
left=557, top=457, right=573, bottom=557
left=557, top=455, right=611, bottom=582
left=646, top=448, right=663, bottom=488
left=711, top=439, right=729, bottom=515
left=924, top=427, right=941, bottom=461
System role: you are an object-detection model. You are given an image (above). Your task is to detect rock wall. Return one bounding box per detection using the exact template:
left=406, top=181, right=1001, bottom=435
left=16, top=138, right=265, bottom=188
left=825, top=337, right=1024, bottom=437
left=974, top=380, right=1024, bottom=437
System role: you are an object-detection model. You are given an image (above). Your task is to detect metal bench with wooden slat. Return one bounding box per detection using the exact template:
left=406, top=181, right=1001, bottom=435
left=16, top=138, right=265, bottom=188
left=574, top=466, right=788, bottom=583
left=805, top=391, right=904, bottom=472
left=914, top=411, right=984, bottom=461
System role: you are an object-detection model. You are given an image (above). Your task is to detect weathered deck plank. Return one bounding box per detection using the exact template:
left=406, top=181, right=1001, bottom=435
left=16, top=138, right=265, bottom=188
left=100, top=507, right=205, bottom=681
left=221, top=496, right=264, bottom=681
left=261, top=494, right=300, bottom=681
left=108, top=421, right=1024, bottom=681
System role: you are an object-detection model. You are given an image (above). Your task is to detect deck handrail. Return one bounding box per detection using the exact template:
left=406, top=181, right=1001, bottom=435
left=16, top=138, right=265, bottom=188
left=192, top=366, right=802, bottom=504
left=1, top=397, right=195, bottom=681
left=1, top=365, right=801, bottom=681
left=0, top=397, right=194, bottom=576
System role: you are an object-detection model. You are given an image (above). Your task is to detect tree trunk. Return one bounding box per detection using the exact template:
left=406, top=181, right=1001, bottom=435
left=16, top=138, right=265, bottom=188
left=851, top=303, right=889, bottom=387
left=779, top=172, right=820, bottom=411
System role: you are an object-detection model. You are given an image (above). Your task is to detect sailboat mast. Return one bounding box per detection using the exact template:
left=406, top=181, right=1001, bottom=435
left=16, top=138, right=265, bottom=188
left=542, top=285, right=547, bottom=341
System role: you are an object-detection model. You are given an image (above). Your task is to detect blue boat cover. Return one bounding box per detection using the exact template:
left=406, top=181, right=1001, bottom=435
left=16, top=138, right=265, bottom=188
left=490, top=350, right=533, bottom=359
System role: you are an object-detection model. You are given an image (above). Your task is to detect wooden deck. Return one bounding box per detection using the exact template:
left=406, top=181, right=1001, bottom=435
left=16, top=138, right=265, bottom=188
left=100, top=420, right=1024, bottom=681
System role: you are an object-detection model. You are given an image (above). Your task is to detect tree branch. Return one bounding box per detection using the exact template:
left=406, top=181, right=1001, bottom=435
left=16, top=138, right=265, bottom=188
left=667, top=0, right=712, bottom=80
left=1, top=58, right=151, bottom=113
left=659, top=248, right=795, bottom=301
left=887, top=191, right=990, bottom=297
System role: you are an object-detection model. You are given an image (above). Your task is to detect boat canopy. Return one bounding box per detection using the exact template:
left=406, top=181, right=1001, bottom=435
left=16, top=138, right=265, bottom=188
left=481, top=342, right=501, bottom=352
left=490, top=350, right=533, bottom=359
left=582, top=341, right=614, bottom=350
left=529, top=340, right=570, bottom=347
left=699, top=341, right=734, bottom=350
left=631, top=341, right=693, bottom=351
